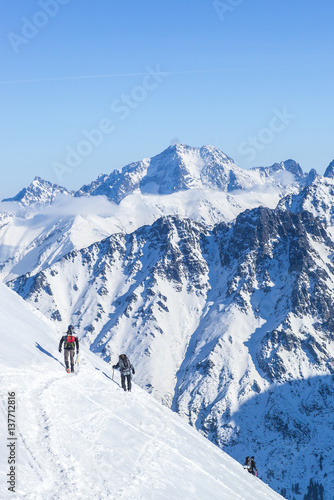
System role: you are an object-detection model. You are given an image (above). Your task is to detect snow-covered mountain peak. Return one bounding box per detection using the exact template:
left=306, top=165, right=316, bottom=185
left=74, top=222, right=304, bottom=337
left=2, top=144, right=334, bottom=499
left=165, top=142, right=234, bottom=165
left=74, top=144, right=306, bottom=205
left=2, top=176, right=73, bottom=206
left=281, top=159, right=304, bottom=178
left=74, top=144, right=242, bottom=202
left=139, top=143, right=239, bottom=194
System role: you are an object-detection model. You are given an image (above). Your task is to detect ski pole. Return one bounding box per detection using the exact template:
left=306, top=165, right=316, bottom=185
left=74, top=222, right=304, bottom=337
left=112, top=368, right=114, bottom=380
left=77, top=353, right=79, bottom=366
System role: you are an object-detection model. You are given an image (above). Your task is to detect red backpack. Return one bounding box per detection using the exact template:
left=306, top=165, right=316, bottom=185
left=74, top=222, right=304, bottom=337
left=64, top=335, right=75, bottom=349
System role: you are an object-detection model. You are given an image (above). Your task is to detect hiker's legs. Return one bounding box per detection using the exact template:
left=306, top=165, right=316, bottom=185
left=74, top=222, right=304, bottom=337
left=64, top=350, right=70, bottom=369
left=70, top=350, right=75, bottom=371
left=126, top=374, right=131, bottom=391
left=121, top=374, right=126, bottom=391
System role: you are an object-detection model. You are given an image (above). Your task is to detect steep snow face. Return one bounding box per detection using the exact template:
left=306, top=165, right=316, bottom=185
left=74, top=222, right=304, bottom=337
left=75, top=144, right=241, bottom=201
left=0, top=282, right=282, bottom=500
left=2, top=176, right=73, bottom=205
left=9, top=208, right=334, bottom=499
left=138, top=144, right=240, bottom=193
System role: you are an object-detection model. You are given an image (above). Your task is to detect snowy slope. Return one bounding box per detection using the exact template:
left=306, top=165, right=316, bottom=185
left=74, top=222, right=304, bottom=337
left=172, top=209, right=334, bottom=499
left=0, top=283, right=282, bottom=499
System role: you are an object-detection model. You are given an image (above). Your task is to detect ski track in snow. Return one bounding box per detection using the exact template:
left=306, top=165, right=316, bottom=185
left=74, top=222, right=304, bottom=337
left=1, top=354, right=283, bottom=500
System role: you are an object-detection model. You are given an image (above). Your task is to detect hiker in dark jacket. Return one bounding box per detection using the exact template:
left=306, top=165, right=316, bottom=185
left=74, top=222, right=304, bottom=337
left=244, top=456, right=257, bottom=476
left=59, top=325, right=79, bottom=373
left=113, top=354, right=135, bottom=391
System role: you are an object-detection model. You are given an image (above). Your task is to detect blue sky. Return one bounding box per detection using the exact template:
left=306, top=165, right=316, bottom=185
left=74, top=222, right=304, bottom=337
left=0, top=0, right=333, bottom=199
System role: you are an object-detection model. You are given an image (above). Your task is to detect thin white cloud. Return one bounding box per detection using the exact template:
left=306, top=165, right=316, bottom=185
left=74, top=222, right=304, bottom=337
left=0, top=68, right=245, bottom=85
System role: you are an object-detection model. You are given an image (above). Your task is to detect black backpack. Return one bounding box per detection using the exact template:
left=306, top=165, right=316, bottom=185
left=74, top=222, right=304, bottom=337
left=119, top=355, right=130, bottom=371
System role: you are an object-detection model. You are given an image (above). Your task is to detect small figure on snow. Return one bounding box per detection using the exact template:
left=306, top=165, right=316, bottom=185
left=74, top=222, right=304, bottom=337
left=244, top=456, right=257, bottom=476
left=113, top=354, right=135, bottom=391
left=59, top=325, right=79, bottom=373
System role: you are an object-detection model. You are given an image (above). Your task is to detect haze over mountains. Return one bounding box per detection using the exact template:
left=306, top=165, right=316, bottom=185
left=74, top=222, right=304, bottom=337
left=2, top=143, right=334, bottom=499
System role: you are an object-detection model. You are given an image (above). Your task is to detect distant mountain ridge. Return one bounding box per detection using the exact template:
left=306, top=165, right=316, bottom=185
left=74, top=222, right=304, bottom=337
left=3, top=144, right=320, bottom=207
left=75, top=144, right=252, bottom=201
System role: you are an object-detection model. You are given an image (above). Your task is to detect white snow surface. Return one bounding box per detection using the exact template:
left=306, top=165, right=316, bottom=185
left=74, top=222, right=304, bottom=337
left=0, top=283, right=282, bottom=499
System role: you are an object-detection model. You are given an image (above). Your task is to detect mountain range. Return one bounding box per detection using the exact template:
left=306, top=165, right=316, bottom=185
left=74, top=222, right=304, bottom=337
left=2, top=143, right=334, bottom=499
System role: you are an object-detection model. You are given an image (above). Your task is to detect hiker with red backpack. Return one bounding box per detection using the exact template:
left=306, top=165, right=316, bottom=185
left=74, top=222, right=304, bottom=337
left=59, top=325, right=79, bottom=373
left=113, top=354, right=135, bottom=391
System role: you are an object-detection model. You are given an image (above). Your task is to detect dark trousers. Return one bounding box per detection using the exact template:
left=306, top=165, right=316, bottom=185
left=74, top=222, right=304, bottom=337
left=121, top=374, right=131, bottom=391
left=64, top=349, right=75, bottom=370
